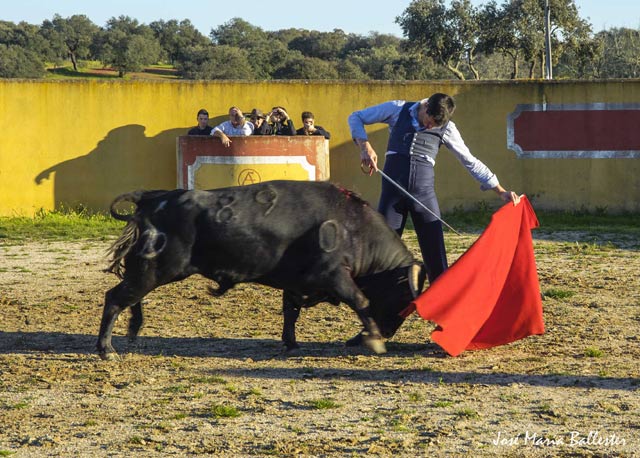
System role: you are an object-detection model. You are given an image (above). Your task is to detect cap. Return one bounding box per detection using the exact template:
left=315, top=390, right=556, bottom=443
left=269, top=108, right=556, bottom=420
left=250, top=108, right=265, bottom=119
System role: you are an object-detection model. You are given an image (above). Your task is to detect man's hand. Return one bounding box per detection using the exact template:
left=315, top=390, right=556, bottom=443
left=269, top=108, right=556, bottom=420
left=500, top=190, right=521, bottom=206
left=356, top=139, right=378, bottom=176
left=213, top=130, right=232, bottom=147
left=493, top=185, right=521, bottom=205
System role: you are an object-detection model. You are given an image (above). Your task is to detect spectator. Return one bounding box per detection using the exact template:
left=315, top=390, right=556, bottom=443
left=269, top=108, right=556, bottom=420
left=211, top=106, right=254, bottom=147
left=296, top=111, right=331, bottom=139
left=265, top=106, right=296, bottom=135
left=249, top=108, right=268, bottom=135
left=187, top=108, right=213, bottom=136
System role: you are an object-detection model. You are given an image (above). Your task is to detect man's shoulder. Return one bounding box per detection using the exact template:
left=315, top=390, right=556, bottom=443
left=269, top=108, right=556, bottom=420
left=188, top=126, right=213, bottom=135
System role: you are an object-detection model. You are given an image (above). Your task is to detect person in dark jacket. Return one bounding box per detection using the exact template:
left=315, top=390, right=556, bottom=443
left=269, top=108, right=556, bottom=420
left=264, top=106, right=296, bottom=135
left=296, top=111, right=330, bottom=139
left=249, top=108, right=268, bottom=135
left=187, top=108, right=213, bottom=136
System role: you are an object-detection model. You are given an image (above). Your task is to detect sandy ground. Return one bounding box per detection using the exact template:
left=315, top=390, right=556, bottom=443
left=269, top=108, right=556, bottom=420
left=0, top=229, right=638, bottom=457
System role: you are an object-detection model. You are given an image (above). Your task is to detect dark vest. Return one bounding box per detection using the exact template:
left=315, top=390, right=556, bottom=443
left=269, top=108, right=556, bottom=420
left=387, top=102, right=446, bottom=159
left=410, top=127, right=446, bottom=160
left=387, top=102, right=416, bottom=156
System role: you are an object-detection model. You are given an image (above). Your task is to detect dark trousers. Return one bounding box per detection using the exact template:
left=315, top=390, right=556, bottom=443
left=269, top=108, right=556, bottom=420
left=378, top=154, right=448, bottom=283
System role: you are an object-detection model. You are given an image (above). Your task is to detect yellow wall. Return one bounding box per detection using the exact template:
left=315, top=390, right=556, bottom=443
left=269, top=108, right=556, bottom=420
left=1, top=79, right=639, bottom=216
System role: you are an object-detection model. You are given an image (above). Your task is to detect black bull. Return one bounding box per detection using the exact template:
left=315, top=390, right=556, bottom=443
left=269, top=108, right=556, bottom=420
left=97, top=180, right=425, bottom=359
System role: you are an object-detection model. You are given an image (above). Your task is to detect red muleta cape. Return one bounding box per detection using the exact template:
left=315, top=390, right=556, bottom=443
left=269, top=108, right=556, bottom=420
left=405, top=195, right=545, bottom=357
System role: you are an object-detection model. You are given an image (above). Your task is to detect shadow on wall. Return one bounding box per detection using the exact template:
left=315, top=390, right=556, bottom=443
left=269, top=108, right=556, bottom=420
left=32, top=121, right=389, bottom=213
left=34, top=125, right=190, bottom=212
left=329, top=128, right=390, bottom=207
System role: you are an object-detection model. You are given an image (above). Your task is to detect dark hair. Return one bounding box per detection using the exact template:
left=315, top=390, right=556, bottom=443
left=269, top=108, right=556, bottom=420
left=197, top=108, right=209, bottom=117
left=301, top=111, right=314, bottom=121
left=425, top=93, right=455, bottom=126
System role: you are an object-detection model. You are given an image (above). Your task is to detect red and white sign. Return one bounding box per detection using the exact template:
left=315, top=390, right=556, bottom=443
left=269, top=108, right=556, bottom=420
left=507, top=103, right=640, bottom=158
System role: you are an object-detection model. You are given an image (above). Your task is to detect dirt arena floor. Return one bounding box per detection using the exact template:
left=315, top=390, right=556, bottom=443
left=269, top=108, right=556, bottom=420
left=1, top=227, right=638, bottom=457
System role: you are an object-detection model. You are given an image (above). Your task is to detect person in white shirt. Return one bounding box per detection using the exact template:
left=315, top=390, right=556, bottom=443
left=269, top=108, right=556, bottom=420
left=212, top=106, right=254, bottom=147
left=348, top=93, right=520, bottom=285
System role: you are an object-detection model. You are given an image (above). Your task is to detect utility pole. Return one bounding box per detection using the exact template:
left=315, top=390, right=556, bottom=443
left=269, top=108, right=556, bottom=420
left=544, top=0, right=553, bottom=79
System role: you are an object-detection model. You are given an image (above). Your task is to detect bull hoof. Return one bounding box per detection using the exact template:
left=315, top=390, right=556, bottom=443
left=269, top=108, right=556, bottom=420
left=98, top=351, right=121, bottom=361
left=345, top=332, right=364, bottom=347
left=283, top=342, right=300, bottom=352
left=97, top=343, right=121, bottom=361
left=364, top=337, right=387, bottom=355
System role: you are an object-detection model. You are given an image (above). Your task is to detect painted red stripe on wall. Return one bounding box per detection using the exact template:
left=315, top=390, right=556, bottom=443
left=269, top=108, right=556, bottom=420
left=507, top=103, right=640, bottom=158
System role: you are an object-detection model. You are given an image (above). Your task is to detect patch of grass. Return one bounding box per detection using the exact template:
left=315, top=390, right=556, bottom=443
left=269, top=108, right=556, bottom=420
left=190, top=375, right=226, bottom=384
left=209, top=404, right=241, bottom=418
left=164, top=385, right=189, bottom=394
left=249, top=387, right=263, bottom=397
left=585, top=347, right=604, bottom=358
left=543, top=288, right=575, bottom=300
left=444, top=206, right=640, bottom=237
left=128, top=435, right=145, bottom=445
left=0, top=207, right=122, bottom=242
left=308, top=398, right=341, bottom=410
left=433, top=400, right=453, bottom=408
left=0, top=451, right=17, bottom=457
left=454, top=408, right=479, bottom=419
left=408, top=392, right=424, bottom=402
left=224, top=383, right=239, bottom=393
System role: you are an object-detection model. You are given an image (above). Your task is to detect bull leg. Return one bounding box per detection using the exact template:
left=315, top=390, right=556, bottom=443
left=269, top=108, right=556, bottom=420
left=96, top=282, right=147, bottom=360
left=282, top=290, right=302, bottom=351
left=345, top=331, right=364, bottom=347
left=127, top=301, right=144, bottom=341
left=331, top=272, right=386, bottom=354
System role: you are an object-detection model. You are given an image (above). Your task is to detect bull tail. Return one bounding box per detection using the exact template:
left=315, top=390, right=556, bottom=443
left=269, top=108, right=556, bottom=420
left=109, top=190, right=146, bottom=222
left=104, top=191, right=147, bottom=278
left=105, top=220, right=139, bottom=279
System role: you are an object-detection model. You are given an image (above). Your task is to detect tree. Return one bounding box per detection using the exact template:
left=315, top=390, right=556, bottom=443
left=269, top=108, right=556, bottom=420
left=288, top=29, right=348, bottom=60
left=396, top=0, right=481, bottom=80
left=177, top=45, right=254, bottom=79
left=273, top=54, right=339, bottom=79
left=39, top=15, right=98, bottom=72
left=93, top=16, right=161, bottom=77
left=0, top=20, right=50, bottom=61
left=0, top=43, right=44, bottom=78
left=149, top=19, right=209, bottom=65
left=479, top=0, right=594, bottom=79
left=595, top=28, right=640, bottom=78
left=211, top=18, right=268, bottom=47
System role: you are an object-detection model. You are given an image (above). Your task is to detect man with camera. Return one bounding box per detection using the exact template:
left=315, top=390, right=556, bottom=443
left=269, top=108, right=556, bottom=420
left=262, top=106, right=296, bottom=135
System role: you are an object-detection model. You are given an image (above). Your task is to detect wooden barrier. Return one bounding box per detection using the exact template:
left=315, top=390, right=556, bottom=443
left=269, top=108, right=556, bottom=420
left=176, top=136, right=330, bottom=189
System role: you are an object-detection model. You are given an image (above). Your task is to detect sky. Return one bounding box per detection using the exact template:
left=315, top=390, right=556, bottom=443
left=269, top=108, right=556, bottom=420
left=2, top=0, right=638, bottom=37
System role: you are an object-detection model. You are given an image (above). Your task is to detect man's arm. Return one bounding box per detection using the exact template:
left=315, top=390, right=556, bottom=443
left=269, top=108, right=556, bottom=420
left=443, top=122, right=520, bottom=205
left=212, top=126, right=232, bottom=147
left=348, top=101, right=405, bottom=175
left=315, top=126, right=331, bottom=139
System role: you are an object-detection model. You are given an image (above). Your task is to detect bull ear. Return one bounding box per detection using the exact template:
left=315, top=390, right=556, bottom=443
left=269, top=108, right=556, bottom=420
left=408, top=263, right=425, bottom=298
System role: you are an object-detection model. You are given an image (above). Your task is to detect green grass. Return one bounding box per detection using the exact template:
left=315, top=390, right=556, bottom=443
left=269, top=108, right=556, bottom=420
left=308, top=398, right=341, bottom=409
left=2, top=206, right=638, bottom=245
left=209, top=404, right=241, bottom=418
left=45, top=62, right=179, bottom=80
left=543, top=288, right=575, bottom=300
left=0, top=208, right=122, bottom=242
left=585, top=347, right=604, bottom=358
left=444, top=205, right=640, bottom=235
